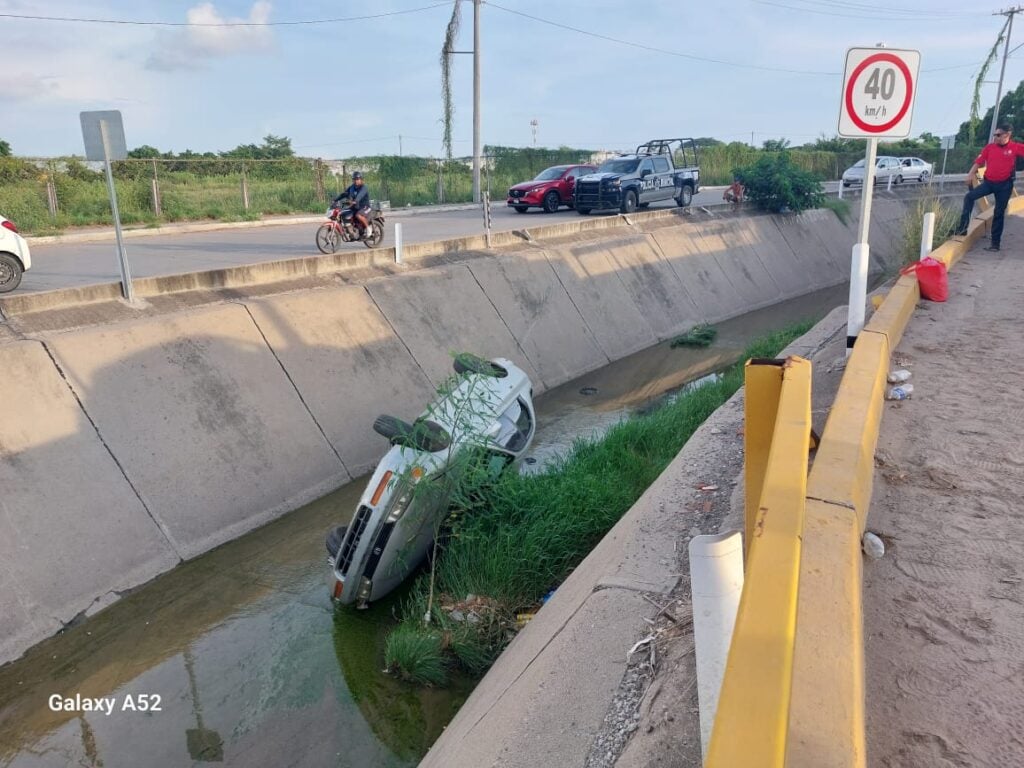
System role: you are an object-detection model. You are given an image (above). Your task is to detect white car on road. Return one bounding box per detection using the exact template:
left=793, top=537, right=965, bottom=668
left=898, top=156, right=934, bottom=183
left=0, top=214, right=31, bottom=292
left=842, top=156, right=905, bottom=187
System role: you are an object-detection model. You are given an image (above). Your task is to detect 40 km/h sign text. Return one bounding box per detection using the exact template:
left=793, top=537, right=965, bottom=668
left=838, top=48, right=920, bottom=139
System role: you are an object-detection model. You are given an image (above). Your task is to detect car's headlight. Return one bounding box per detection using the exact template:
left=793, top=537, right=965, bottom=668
left=609, top=179, right=621, bottom=187
left=529, top=186, right=544, bottom=194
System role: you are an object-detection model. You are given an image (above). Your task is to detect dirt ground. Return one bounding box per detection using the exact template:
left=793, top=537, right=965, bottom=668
left=864, top=229, right=1024, bottom=767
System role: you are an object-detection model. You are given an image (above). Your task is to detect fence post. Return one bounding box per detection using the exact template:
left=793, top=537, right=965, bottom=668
left=240, top=163, right=250, bottom=211
left=436, top=158, right=445, bottom=204
left=920, top=211, right=935, bottom=260
left=314, top=158, right=326, bottom=204
left=150, top=159, right=162, bottom=216
left=394, top=222, right=403, bottom=264
left=46, top=174, right=58, bottom=218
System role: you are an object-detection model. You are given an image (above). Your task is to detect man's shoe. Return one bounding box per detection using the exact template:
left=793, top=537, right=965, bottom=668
left=984, top=244, right=1000, bottom=252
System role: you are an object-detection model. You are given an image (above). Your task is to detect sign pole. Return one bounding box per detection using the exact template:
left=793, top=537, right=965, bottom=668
left=847, top=137, right=877, bottom=352
left=100, top=120, right=134, bottom=302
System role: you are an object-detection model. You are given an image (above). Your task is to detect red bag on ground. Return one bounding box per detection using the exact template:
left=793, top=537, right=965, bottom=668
left=900, top=256, right=948, bottom=302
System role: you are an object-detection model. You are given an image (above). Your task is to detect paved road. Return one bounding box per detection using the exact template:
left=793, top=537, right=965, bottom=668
left=18, top=176, right=965, bottom=294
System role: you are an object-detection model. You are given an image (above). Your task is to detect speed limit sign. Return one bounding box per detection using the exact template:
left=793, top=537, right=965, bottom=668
left=838, top=48, right=920, bottom=138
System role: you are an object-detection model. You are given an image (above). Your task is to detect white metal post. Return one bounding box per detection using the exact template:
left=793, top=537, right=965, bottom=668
left=940, top=146, right=949, bottom=191
left=394, top=222, right=403, bottom=264
left=100, top=120, right=134, bottom=302
left=886, top=171, right=893, bottom=191
left=837, top=179, right=844, bottom=200
left=847, top=137, right=878, bottom=353
left=920, top=211, right=935, bottom=260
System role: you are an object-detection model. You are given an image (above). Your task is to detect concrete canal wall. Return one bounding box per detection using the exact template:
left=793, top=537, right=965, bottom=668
left=0, top=200, right=910, bottom=665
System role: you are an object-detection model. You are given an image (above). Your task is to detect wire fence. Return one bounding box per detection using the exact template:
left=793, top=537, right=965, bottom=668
left=0, top=146, right=985, bottom=235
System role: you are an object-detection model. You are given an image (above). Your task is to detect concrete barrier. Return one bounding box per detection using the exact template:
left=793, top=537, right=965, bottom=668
left=45, top=304, right=347, bottom=560
left=0, top=340, right=179, bottom=664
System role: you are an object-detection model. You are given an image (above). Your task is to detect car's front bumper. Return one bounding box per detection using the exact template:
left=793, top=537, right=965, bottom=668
left=14, top=234, right=30, bottom=270
left=574, top=188, right=622, bottom=209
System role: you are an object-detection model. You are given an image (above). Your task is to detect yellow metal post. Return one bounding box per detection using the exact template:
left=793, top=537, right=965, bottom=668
left=744, top=359, right=783, bottom=557
left=708, top=356, right=812, bottom=768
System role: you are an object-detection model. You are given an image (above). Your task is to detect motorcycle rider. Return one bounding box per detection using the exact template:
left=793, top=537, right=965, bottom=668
left=332, top=171, right=372, bottom=239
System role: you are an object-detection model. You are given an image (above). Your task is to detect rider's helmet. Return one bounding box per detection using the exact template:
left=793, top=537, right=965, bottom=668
left=352, top=171, right=363, bottom=182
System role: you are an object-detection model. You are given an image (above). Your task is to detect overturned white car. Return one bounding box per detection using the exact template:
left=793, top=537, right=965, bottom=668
left=327, top=354, right=536, bottom=607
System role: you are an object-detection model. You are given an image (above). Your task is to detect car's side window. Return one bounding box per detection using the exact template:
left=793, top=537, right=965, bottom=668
left=639, top=159, right=655, bottom=176
left=653, top=157, right=670, bottom=173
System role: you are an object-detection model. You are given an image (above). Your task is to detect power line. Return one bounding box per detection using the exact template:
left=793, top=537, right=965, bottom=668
left=0, top=3, right=450, bottom=26
left=754, top=0, right=991, bottom=21
left=760, top=0, right=987, bottom=19
left=486, top=2, right=840, bottom=76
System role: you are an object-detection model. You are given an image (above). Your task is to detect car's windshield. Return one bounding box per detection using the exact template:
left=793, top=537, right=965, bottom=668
left=534, top=166, right=568, bottom=181
left=598, top=158, right=640, bottom=174
left=852, top=159, right=865, bottom=168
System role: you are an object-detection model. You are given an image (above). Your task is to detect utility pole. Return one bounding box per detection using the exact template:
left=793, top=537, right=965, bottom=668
left=399, top=134, right=403, bottom=157
left=472, top=0, right=482, bottom=203
left=531, top=118, right=538, bottom=146
left=989, top=8, right=1021, bottom=142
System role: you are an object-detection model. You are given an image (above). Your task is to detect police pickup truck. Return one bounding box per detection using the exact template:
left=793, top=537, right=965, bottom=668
left=574, top=138, right=700, bottom=215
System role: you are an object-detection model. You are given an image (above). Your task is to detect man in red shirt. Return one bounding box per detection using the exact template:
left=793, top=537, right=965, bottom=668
left=956, top=123, right=1024, bottom=251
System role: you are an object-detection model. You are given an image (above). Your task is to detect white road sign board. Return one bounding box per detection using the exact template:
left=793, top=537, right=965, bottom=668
left=838, top=48, right=920, bottom=139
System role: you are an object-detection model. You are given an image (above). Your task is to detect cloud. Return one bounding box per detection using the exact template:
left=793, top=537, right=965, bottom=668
left=0, top=72, right=60, bottom=102
left=146, top=1, right=274, bottom=72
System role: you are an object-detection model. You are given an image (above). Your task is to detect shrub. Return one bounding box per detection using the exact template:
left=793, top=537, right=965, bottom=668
left=733, top=153, right=826, bottom=213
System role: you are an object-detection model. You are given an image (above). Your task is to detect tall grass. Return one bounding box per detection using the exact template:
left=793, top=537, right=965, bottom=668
left=384, top=321, right=815, bottom=685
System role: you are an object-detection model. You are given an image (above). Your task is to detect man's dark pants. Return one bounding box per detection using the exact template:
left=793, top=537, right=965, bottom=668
left=959, top=177, right=1014, bottom=246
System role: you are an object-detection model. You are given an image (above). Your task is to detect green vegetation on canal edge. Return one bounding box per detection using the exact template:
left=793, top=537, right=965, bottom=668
left=383, top=321, right=816, bottom=685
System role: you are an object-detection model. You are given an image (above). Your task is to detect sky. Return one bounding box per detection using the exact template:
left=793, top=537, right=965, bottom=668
left=0, top=0, right=1015, bottom=158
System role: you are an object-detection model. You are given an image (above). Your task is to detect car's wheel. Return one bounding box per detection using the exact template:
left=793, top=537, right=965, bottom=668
left=577, top=207, right=591, bottom=215
left=372, top=414, right=451, bottom=453
left=920, top=171, right=930, bottom=183
left=315, top=224, right=340, bottom=254
left=676, top=185, right=693, bottom=207
left=514, top=205, right=529, bottom=213
left=621, top=190, right=638, bottom=214
left=895, top=175, right=903, bottom=185
left=0, top=253, right=22, bottom=293
left=542, top=191, right=560, bottom=214
left=453, top=353, right=508, bottom=378
left=638, top=202, right=651, bottom=209
left=842, top=181, right=850, bottom=188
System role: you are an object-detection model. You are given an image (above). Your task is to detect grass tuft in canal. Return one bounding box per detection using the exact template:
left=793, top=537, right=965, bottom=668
left=384, top=321, right=815, bottom=686
left=670, top=323, right=718, bottom=348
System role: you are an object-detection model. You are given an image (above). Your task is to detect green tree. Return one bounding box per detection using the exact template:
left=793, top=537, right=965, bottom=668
left=734, top=152, right=825, bottom=213
left=761, top=138, right=791, bottom=152
left=0, top=139, right=10, bottom=157
left=128, top=144, right=163, bottom=159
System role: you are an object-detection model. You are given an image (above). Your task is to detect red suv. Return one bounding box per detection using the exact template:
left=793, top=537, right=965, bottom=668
left=507, top=164, right=596, bottom=214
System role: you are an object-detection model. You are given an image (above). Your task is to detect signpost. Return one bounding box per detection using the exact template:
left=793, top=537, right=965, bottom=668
left=838, top=47, right=920, bottom=352
left=940, top=134, right=955, bottom=190
left=80, top=110, right=134, bottom=302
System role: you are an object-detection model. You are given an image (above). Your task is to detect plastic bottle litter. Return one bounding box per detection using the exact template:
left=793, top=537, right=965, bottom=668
left=887, top=369, right=912, bottom=384
left=885, top=384, right=913, bottom=401
left=862, top=531, right=886, bottom=560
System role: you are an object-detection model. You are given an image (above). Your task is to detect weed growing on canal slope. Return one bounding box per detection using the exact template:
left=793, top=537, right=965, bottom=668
left=384, top=322, right=815, bottom=685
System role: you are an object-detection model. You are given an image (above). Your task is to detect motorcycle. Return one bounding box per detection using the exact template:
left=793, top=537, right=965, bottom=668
left=315, top=198, right=386, bottom=253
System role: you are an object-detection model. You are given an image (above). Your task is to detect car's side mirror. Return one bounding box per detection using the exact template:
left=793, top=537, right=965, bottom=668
left=641, top=169, right=651, bottom=178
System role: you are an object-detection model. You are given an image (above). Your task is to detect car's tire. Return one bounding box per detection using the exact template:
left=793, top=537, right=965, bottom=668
left=675, top=184, right=694, bottom=207
left=577, top=207, right=591, bottom=215
left=542, top=191, right=560, bottom=214
left=0, top=252, right=24, bottom=293
left=326, top=525, right=348, bottom=560
left=315, top=224, right=340, bottom=254
left=373, top=414, right=451, bottom=453
left=638, top=202, right=651, bottom=209
left=842, top=181, right=850, bottom=188
left=514, top=205, right=529, bottom=213
left=621, top=190, right=638, bottom=214
left=895, top=175, right=903, bottom=185
left=453, top=353, right=508, bottom=378
left=920, top=171, right=930, bottom=183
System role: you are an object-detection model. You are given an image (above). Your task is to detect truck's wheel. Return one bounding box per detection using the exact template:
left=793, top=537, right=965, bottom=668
left=621, top=190, right=637, bottom=214
left=577, top=207, right=591, bottom=215
left=638, top=202, right=650, bottom=209
left=675, top=185, right=693, bottom=207
left=514, top=206, right=529, bottom=213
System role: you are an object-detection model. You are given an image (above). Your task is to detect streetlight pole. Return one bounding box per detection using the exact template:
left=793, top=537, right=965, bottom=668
left=989, top=9, right=1019, bottom=142
left=472, top=0, right=482, bottom=203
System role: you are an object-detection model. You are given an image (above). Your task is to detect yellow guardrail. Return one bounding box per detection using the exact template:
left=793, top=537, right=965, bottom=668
left=705, top=356, right=811, bottom=767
